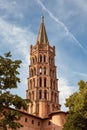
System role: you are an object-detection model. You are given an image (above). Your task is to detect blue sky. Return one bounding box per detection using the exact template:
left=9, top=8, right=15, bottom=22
left=0, top=0, right=87, bottom=111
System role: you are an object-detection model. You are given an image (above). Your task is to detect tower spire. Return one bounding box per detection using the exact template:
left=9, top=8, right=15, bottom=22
left=36, top=16, right=49, bottom=44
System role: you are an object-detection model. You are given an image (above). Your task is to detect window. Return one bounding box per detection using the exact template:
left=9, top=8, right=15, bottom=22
left=25, top=118, right=27, bottom=122
left=44, top=78, right=46, bottom=87
left=44, top=55, right=46, bottom=62
left=44, top=90, right=47, bottom=99
left=40, top=55, right=42, bottom=62
left=33, top=79, right=35, bottom=88
left=48, top=121, right=51, bottom=125
left=39, top=77, right=42, bottom=87
left=32, top=120, right=34, bottom=124
left=44, top=67, right=46, bottom=75
left=32, top=91, right=34, bottom=100
left=32, top=58, right=34, bottom=64
left=51, top=79, right=52, bottom=88
left=30, top=80, right=32, bottom=89
left=39, top=67, right=42, bottom=75
left=39, top=91, right=42, bottom=99
left=38, top=122, right=40, bottom=126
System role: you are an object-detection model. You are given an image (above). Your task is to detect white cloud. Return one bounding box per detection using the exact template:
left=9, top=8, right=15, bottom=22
left=59, top=77, right=78, bottom=111
left=0, top=0, right=23, bottom=18
left=0, top=17, right=36, bottom=97
left=35, top=0, right=87, bottom=55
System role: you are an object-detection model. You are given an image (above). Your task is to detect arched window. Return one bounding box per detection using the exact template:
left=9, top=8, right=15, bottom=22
left=44, top=90, right=47, bottom=99
left=33, top=79, right=35, bottom=88
left=44, top=67, right=46, bottom=75
left=55, top=93, right=56, bottom=103
left=44, top=55, right=46, bottom=62
left=51, top=79, right=52, bottom=88
left=44, top=78, right=46, bottom=87
left=50, top=69, right=52, bottom=77
left=51, top=92, right=53, bottom=102
left=39, top=77, right=42, bottom=87
left=30, top=80, right=32, bottom=89
left=39, top=67, right=42, bottom=75
left=39, top=55, right=42, bottom=62
left=39, top=90, right=42, bottom=99
left=32, top=57, right=34, bottom=64
left=53, top=80, right=55, bottom=89
left=32, top=91, right=34, bottom=100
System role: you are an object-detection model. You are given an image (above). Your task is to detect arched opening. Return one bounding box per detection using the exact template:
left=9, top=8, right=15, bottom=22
left=55, top=93, right=56, bottom=103
left=44, top=67, right=46, bottom=75
left=39, top=67, right=42, bottom=75
left=39, top=90, right=42, bottom=99
left=39, top=55, right=42, bottom=62
left=39, top=77, right=42, bottom=87
left=30, top=80, right=32, bottom=89
left=51, top=79, right=52, bottom=89
left=44, top=78, right=46, bottom=87
left=44, top=90, right=47, bottom=99
left=44, top=55, right=46, bottom=62
left=33, top=79, right=35, bottom=88
left=51, top=92, right=53, bottom=102
left=32, top=91, right=34, bottom=100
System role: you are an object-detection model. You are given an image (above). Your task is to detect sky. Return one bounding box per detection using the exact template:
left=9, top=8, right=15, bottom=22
left=0, top=0, right=87, bottom=111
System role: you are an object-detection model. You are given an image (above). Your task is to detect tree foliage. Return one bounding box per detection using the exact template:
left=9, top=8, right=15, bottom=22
left=63, top=80, right=87, bottom=130
left=0, top=52, right=29, bottom=130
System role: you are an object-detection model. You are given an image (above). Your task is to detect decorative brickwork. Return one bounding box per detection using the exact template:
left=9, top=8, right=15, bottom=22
left=26, top=16, right=60, bottom=118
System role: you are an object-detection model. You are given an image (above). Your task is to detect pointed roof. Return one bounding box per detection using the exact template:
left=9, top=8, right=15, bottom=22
left=36, top=16, right=49, bottom=44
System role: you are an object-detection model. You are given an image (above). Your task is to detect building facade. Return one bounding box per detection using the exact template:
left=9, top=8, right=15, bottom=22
left=19, top=16, right=67, bottom=130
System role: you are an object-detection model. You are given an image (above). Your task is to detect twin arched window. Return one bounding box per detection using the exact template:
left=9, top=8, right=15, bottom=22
left=30, top=68, right=36, bottom=77
left=39, top=67, right=46, bottom=75
left=39, top=90, right=47, bottom=99
left=39, top=55, right=46, bottom=63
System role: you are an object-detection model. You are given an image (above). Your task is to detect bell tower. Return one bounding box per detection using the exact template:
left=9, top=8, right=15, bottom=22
left=26, top=16, right=60, bottom=118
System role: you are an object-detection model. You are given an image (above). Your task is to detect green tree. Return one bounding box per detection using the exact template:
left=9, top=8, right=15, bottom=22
left=63, top=80, right=87, bottom=130
left=0, top=52, right=29, bottom=130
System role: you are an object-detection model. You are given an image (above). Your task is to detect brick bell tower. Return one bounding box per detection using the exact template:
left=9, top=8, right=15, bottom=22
left=26, top=16, right=60, bottom=118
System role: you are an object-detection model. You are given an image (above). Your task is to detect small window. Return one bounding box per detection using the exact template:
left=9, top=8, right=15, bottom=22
left=44, top=67, right=46, bottom=75
left=44, top=55, right=46, bottom=62
left=38, top=122, right=40, bottom=126
left=32, top=120, right=34, bottom=124
left=39, top=91, right=42, bottom=99
left=44, top=78, right=46, bottom=87
left=40, top=55, right=42, bottom=62
left=48, top=121, right=51, bottom=125
left=40, top=78, right=42, bottom=87
left=25, top=118, right=27, bottom=122
left=40, top=67, right=42, bottom=75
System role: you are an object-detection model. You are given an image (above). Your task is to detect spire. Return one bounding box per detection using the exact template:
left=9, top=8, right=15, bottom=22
left=36, top=16, right=49, bottom=44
